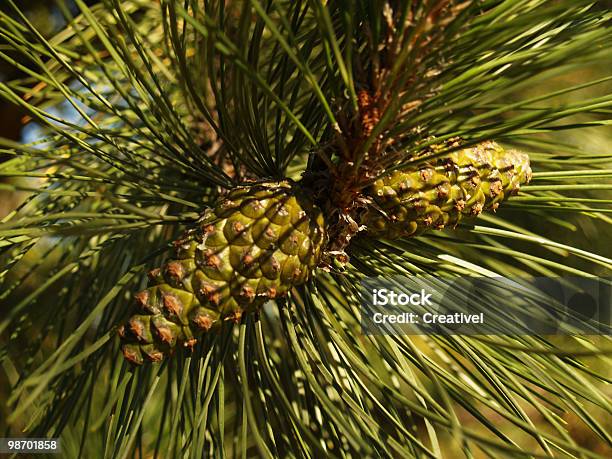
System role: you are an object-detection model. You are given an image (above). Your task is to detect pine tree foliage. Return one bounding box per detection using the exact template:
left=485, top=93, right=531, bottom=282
left=0, top=1, right=611, bottom=457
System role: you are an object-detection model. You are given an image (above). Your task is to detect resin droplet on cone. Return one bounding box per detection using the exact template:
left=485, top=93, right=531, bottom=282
left=363, top=141, right=532, bottom=239
left=118, top=181, right=326, bottom=364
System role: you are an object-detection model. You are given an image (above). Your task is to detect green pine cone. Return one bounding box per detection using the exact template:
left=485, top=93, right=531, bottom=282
left=363, top=141, right=532, bottom=239
left=119, top=181, right=326, bottom=365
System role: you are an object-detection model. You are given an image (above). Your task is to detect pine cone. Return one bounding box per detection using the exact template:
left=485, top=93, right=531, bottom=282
left=363, top=141, right=532, bottom=239
left=119, top=181, right=326, bottom=364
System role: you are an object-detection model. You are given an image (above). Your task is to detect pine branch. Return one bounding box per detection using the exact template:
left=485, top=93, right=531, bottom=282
left=0, top=1, right=610, bottom=457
